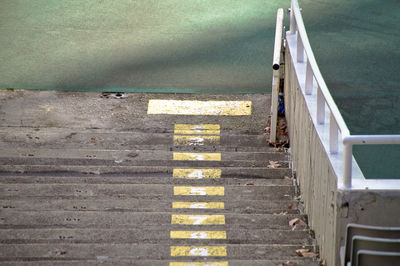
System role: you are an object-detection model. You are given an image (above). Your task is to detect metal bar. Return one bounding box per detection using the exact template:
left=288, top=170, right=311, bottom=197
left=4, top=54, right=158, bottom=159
left=297, top=32, right=304, bottom=63
left=270, top=8, right=284, bottom=143
left=317, top=85, right=325, bottom=124
left=343, top=135, right=400, bottom=145
left=305, top=60, right=313, bottom=95
left=330, top=113, right=338, bottom=154
left=272, top=8, right=284, bottom=70
left=289, top=3, right=296, bottom=34
left=343, top=143, right=353, bottom=188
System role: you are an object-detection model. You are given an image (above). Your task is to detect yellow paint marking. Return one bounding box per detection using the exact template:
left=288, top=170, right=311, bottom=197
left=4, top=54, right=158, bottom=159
left=147, top=100, right=252, bottom=116
left=171, top=215, right=225, bottom=225
left=173, top=152, right=221, bottom=161
left=173, top=169, right=221, bottom=179
left=171, top=231, right=227, bottom=239
left=170, top=262, right=228, bottom=266
left=172, top=202, right=225, bottom=209
left=174, top=124, right=221, bottom=135
left=171, top=246, right=227, bottom=256
left=174, top=135, right=220, bottom=146
left=174, top=186, right=224, bottom=196
left=39, top=104, right=54, bottom=113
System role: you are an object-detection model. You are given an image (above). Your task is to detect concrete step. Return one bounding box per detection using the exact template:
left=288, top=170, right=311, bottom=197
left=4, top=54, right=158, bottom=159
left=0, top=198, right=298, bottom=214
left=0, top=174, right=293, bottom=185
left=0, top=165, right=291, bottom=178
left=0, top=243, right=315, bottom=260
left=0, top=228, right=311, bottom=245
left=0, top=93, right=317, bottom=264
left=0, top=130, right=274, bottom=151
left=0, top=183, right=294, bottom=200
left=0, top=259, right=320, bottom=266
left=0, top=211, right=302, bottom=230
left=0, top=149, right=287, bottom=163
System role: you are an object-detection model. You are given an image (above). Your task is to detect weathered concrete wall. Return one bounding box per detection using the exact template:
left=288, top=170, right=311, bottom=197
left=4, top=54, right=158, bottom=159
left=283, top=45, right=400, bottom=265
left=284, top=51, right=338, bottom=264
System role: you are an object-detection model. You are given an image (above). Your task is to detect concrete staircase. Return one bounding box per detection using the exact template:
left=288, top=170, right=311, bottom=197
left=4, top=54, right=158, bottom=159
left=0, top=91, right=318, bottom=265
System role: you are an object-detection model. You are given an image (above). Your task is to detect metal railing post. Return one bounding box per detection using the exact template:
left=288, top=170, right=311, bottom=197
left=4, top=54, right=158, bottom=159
left=317, top=85, right=325, bottom=124
left=305, top=60, right=313, bottom=95
left=297, top=32, right=304, bottom=62
left=343, top=142, right=353, bottom=188
left=330, top=114, right=338, bottom=154
left=289, top=2, right=296, bottom=34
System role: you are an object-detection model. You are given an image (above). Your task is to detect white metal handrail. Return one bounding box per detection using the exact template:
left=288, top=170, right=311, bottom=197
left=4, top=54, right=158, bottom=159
left=270, top=8, right=284, bottom=143
left=287, top=0, right=400, bottom=188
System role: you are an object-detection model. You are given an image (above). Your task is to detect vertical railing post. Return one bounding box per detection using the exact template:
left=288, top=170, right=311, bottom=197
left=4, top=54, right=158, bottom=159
left=343, top=142, right=353, bottom=188
left=297, top=33, right=304, bottom=63
left=305, top=60, right=313, bottom=95
left=317, top=85, right=325, bottom=124
left=289, top=1, right=296, bottom=34
left=330, top=114, right=338, bottom=154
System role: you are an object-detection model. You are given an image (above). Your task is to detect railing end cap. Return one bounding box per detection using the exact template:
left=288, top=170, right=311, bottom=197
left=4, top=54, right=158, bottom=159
left=272, top=64, right=280, bottom=70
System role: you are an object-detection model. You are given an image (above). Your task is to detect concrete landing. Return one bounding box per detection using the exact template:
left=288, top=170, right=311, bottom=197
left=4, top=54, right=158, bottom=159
left=0, top=91, right=319, bottom=265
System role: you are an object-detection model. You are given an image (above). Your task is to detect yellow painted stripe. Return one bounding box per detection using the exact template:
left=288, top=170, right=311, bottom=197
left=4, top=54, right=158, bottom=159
left=173, top=169, right=221, bottom=179
left=173, top=152, right=221, bottom=161
left=171, top=246, right=227, bottom=256
left=171, top=215, right=225, bottom=225
left=174, top=135, right=220, bottom=146
left=174, top=124, right=220, bottom=135
left=172, top=202, right=225, bottom=209
left=171, top=231, right=227, bottom=239
left=174, top=186, right=224, bottom=196
left=170, top=262, right=228, bottom=266
left=147, top=100, right=252, bottom=116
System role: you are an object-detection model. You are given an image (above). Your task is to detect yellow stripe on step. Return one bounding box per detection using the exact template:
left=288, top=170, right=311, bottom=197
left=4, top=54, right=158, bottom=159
left=147, top=100, right=252, bottom=116
left=174, top=186, right=224, bottom=196
left=173, top=152, right=221, bottom=161
left=171, top=215, right=225, bottom=225
left=172, top=202, right=225, bottom=209
left=173, top=135, right=220, bottom=146
left=170, top=231, right=227, bottom=239
left=170, top=262, right=228, bottom=266
left=173, top=169, right=221, bottom=179
left=174, top=124, right=220, bottom=135
left=170, top=246, right=227, bottom=256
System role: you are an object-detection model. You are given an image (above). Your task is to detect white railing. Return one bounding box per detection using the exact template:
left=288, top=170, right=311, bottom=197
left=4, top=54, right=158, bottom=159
left=284, top=0, right=400, bottom=188
left=270, top=8, right=284, bottom=143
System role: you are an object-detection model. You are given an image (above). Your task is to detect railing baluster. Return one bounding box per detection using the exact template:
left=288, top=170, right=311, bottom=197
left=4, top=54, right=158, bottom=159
left=289, top=2, right=296, bottom=34
left=317, top=85, right=325, bottom=124
left=305, top=60, right=313, bottom=95
left=330, top=113, right=338, bottom=154
left=343, top=143, right=353, bottom=188
left=296, top=32, right=304, bottom=63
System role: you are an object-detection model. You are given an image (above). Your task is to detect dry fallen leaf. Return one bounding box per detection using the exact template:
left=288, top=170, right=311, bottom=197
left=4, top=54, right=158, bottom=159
left=268, top=160, right=281, bottom=169
left=289, top=218, right=306, bottom=230
left=296, top=248, right=317, bottom=257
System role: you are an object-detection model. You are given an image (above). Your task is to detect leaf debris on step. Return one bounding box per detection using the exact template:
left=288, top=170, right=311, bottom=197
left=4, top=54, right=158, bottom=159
left=289, top=218, right=306, bottom=230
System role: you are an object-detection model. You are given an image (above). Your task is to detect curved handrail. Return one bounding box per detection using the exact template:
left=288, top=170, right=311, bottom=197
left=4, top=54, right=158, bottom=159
left=287, top=0, right=400, bottom=188
left=290, top=0, right=350, bottom=137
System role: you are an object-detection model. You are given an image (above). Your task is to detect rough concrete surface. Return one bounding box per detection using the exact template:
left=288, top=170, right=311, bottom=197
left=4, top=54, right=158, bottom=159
left=0, top=91, right=319, bottom=265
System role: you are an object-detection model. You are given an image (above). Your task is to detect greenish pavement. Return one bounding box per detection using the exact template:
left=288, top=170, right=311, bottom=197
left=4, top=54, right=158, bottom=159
left=0, top=0, right=289, bottom=94
left=1, top=0, right=399, bottom=178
